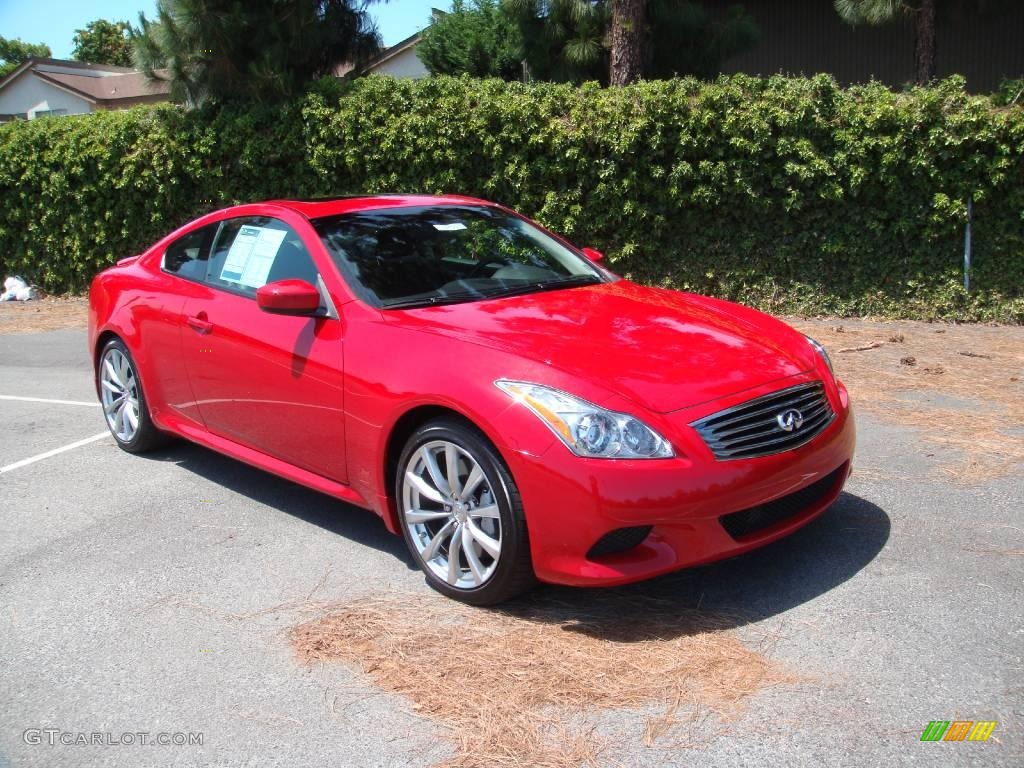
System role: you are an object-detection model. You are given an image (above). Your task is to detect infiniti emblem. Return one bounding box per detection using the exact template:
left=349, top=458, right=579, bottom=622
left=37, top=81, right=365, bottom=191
left=776, top=408, right=804, bottom=432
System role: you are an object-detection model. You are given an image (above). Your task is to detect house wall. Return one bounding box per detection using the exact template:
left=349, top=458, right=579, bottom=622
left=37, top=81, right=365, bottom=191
left=0, top=73, right=93, bottom=119
left=715, top=0, right=1024, bottom=92
left=371, top=46, right=429, bottom=80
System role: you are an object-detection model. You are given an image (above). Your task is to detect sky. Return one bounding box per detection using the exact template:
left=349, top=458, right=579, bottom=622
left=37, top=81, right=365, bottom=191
left=0, top=0, right=437, bottom=59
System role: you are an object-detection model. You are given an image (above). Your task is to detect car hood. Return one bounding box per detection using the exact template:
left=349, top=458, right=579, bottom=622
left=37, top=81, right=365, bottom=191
left=388, top=281, right=814, bottom=413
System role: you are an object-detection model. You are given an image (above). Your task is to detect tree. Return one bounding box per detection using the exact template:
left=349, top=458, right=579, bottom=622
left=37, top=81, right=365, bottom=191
left=418, top=0, right=525, bottom=80
left=835, top=0, right=936, bottom=84
left=72, top=19, right=134, bottom=67
left=610, top=0, right=645, bottom=85
left=504, top=0, right=608, bottom=83
left=504, top=1, right=757, bottom=85
left=131, top=0, right=382, bottom=105
left=0, top=36, right=51, bottom=78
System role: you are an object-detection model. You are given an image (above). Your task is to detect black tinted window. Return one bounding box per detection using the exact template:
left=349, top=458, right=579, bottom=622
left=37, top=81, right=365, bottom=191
left=313, top=205, right=602, bottom=308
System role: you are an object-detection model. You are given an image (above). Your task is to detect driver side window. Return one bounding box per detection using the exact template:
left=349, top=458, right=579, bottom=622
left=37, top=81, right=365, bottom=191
left=203, top=216, right=320, bottom=298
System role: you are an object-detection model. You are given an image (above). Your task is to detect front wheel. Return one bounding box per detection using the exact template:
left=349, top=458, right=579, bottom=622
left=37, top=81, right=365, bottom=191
left=98, top=338, right=168, bottom=453
left=396, top=418, right=535, bottom=605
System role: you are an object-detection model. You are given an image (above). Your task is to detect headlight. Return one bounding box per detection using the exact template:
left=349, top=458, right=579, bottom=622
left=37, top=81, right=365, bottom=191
left=805, top=335, right=835, bottom=379
left=495, top=380, right=674, bottom=459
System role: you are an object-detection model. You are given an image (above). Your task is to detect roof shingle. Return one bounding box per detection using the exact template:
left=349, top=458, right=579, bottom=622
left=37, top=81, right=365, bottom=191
left=35, top=70, right=170, bottom=102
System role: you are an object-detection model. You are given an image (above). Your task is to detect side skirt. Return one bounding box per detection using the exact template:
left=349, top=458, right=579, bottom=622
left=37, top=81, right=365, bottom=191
left=161, top=415, right=376, bottom=515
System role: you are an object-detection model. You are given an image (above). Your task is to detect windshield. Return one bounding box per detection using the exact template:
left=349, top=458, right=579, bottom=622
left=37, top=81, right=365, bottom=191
left=312, top=205, right=607, bottom=308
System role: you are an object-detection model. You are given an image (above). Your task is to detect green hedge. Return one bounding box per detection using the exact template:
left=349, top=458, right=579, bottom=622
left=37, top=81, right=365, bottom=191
left=1, top=74, right=1021, bottom=321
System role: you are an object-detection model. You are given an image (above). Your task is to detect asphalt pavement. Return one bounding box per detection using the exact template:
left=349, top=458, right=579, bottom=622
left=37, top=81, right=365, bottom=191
left=0, top=328, right=1020, bottom=767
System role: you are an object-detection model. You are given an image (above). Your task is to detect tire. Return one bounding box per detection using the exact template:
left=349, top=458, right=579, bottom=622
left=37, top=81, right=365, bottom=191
left=97, top=338, right=169, bottom=454
left=396, top=417, right=535, bottom=605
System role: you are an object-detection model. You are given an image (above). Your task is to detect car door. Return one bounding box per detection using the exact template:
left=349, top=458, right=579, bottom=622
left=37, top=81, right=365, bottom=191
left=180, top=213, right=348, bottom=483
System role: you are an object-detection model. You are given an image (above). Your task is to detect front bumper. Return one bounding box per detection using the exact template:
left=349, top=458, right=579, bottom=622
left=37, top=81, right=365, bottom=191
left=506, top=378, right=856, bottom=587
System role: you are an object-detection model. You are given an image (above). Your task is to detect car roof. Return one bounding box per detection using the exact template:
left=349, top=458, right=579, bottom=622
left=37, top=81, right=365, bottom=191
left=263, top=194, right=495, bottom=220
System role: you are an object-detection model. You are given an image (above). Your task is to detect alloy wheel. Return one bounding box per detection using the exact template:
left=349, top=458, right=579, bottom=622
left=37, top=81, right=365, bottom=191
left=100, top=347, right=141, bottom=443
left=401, top=440, right=503, bottom=589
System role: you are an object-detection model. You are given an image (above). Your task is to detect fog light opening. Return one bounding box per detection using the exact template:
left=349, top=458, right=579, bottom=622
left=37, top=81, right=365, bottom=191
left=585, top=526, right=654, bottom=560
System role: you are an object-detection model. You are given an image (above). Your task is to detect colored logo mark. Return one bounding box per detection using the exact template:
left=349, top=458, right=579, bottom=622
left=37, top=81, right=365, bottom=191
left=920, top=721, right=997, bottom=742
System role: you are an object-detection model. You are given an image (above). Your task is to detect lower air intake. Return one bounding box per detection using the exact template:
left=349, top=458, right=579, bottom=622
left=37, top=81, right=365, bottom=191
left=586, top=526, right=653, bottom=559
left=719, top=465, right=845, bottom=541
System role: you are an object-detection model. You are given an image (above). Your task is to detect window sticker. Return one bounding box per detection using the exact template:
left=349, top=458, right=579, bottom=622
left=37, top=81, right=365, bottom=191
left=220, top=225, right=287, bottom=288
left=433, top=222, right=467, bottom=232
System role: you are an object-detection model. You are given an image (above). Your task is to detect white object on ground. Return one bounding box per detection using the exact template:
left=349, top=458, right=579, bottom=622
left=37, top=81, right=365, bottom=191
left=1, top=275, right=39, bottom=301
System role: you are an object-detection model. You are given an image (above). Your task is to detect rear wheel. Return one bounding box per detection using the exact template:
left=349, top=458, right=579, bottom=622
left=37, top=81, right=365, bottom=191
left=98, top=338, right=168, bottom=453
left=396, top=418, right=534, bottom=605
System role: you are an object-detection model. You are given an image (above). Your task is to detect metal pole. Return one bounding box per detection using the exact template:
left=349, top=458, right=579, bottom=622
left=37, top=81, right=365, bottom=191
left=963, top=196, right=972, bottom=292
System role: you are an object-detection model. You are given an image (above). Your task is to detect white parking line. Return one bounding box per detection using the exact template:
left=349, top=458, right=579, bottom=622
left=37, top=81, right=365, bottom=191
left=0, top=395, right=100, bottom=407
left=0, top=432, right=111, bottom=474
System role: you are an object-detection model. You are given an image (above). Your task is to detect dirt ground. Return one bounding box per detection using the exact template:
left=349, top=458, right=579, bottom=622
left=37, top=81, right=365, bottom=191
left=0, top=296, right=89, bottom=334
left=791, top=317, right=1024, bottom=484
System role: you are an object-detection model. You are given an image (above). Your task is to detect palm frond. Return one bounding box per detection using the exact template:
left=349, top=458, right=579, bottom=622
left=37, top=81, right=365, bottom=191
left=835, top=0, right=907, bottom=26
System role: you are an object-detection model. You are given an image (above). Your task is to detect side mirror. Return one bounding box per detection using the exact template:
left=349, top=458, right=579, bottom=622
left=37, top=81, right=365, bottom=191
left=582, top=247, right=605, bottom=264
left=256, top=279, right=322, bottom=316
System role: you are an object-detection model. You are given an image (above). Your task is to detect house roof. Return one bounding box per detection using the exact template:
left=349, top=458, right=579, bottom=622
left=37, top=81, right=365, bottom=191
left=13, top=57, right=137, bottom=76
left=34, top=70, right=170, bottom=102
left=0, top=57, right=126, bottom=90
left=0, top=57, right=170, bottom=104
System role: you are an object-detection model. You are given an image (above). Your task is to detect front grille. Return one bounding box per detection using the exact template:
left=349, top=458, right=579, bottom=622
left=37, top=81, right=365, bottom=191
left=720, top=465, right=845, bottom=540
left=691, top=381, right=834, bottom=460
left=586, top=526, right=653, bottom=559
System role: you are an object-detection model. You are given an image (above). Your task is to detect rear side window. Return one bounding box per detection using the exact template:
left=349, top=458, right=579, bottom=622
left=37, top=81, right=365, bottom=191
left=204, top=216, right=320, bottom=298
left=162, top=225, right=215, bottom=280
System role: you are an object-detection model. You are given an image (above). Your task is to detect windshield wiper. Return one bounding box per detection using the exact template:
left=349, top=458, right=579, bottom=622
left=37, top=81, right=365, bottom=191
left=383, top=275, right=603, bottom=310
left=382, top=292, right=484, bottom=310
left=480, top=274, right=603, bottom=300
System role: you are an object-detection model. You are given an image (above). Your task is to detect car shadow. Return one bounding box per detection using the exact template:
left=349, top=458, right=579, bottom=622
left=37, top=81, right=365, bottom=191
left=143, top=441, right=888, bottom=637
left=142, top=441, right=416, bottom=569
left=499, top=491, right=891, bottom=639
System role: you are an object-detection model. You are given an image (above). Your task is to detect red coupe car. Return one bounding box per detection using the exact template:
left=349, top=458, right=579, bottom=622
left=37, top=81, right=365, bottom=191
left=89, top=195, right=855, bottom=604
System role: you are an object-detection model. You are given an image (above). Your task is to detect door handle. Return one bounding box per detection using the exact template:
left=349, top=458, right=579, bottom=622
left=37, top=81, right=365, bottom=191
left=186, top=313, right=213, bottom=334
